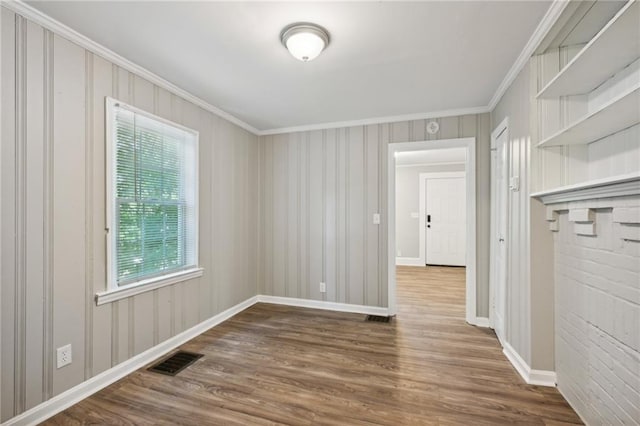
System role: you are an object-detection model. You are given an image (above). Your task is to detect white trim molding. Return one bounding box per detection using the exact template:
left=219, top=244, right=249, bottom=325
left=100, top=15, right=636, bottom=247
left=2, top=0, right=569, bottom=137
left=487, top=0, right=570, bottom=110
left=395, top=257, right=424, bottom=267
left=259, top=106, right=490, bottom=136
left=470, top=317, right=490, bottom=328
left=531, top=172, right=640, bottom=204
left=502, top=341, right=557, bottom=387
left=388, top=138, right=476, bottom=322
left=1, top=0, right=261, bottom=136
left=256, top=295, right=390, bottom=317
left=95, top=268, right=204, bottom=305
left=3, top=294, right=393, bottom=425
left=3, top=295, right=260, bottom=426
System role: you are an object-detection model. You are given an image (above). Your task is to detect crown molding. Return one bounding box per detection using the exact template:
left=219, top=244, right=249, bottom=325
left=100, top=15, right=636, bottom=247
left=487, top=0, right=570, bottom=110
left=259, top=106, right=490, bottom=136
left=3, top=0, right=568, bottom=137
left=1, top=0, right=262, bottom=136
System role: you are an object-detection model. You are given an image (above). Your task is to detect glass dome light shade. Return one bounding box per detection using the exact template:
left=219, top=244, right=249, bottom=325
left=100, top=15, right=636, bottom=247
left=281, top=23, right=330, bottom=62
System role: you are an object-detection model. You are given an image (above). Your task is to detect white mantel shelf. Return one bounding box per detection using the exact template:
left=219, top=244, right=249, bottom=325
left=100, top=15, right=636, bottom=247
left=531, top=172, right=640, bottom=204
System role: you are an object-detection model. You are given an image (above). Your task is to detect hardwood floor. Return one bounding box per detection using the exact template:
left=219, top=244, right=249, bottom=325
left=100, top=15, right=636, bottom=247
left=45, top=266, right=582, bottom=425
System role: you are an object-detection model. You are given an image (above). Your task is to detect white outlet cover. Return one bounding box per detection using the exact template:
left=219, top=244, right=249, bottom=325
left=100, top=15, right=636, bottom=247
left=319, top=282, right=326, bottom=293
left=57, top=344, right=72, bottom=369
left=373, top=213, right=380, bottom=225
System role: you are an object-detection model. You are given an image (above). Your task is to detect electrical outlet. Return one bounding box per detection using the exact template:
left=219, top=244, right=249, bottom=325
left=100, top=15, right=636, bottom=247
left=57, top=344, right=72, bottom=369
left=319, top=282, right=326, bottom=293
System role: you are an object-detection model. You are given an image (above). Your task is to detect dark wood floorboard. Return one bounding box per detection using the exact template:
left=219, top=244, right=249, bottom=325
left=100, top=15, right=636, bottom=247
left=43, top=266, right=582, bottom=425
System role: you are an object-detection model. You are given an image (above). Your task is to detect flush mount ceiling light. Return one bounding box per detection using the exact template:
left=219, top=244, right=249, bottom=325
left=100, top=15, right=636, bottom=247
left=281, top=23, right=330, bottom=62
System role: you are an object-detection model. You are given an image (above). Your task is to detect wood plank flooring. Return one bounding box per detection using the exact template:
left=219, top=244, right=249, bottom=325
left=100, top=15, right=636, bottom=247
left=44, top=266, right=582, bottom=425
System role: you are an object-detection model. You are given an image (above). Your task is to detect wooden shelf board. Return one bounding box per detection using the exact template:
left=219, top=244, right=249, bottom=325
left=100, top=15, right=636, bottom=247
left=537, top=85, right=640, bottom=147
left=536, top=0, right=640, bottom=99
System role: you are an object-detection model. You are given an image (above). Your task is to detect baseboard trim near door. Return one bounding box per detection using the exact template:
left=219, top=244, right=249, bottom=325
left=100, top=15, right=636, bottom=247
left=257, top=295, right=390, bottom=316
left=395, top=257, right=424, bottom=266
left=468, top=316, right=490, bottom=328
left=3, top=296, right=260, bottom=426
left=502, top=341, right=557, bottom=387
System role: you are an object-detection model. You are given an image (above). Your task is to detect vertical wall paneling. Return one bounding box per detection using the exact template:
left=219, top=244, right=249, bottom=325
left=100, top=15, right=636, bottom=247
left=42, top=28, right=54, bottom=402
left=1, top=9, right=17, bottom=420
left=52, top=33, right=86, bottom=395
left=308, top=131, right=324, bottom=301
left=83, top=51, right=94, bottom=381
left=91, top=55, right=112, bottom=375
left=1, top=7, right=261, bottom=421
left=324, top=130, right=337, bottom=302
left=259, top=114, right=490, bottom=311
left=366, top=124, right=380, bottom=307
left=14, top=14, right=27, bottom=415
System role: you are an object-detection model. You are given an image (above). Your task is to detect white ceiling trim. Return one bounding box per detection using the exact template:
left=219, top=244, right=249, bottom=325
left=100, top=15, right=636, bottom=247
left=487, top=0, right=570, bottom=111
left=259, top=106, right=490, bottom=136
left=396, top=161, right=465, bottom=169
left=4, top=0, right=568, bottom=137
left=2, top=0, right=262, bottom=135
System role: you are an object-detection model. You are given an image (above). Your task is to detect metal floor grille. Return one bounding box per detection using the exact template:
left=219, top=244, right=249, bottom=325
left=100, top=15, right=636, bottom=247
left=148, top=351, right=203, bottom=376
left=366, top=315, right=391, bottom=323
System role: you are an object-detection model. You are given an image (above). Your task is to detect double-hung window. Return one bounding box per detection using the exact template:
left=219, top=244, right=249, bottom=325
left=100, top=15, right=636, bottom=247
left=100, top=97, right=200, bottom=303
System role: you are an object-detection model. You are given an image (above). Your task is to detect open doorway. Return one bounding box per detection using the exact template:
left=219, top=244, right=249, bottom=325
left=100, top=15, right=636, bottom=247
left=387, top=138, right=478, bottom=325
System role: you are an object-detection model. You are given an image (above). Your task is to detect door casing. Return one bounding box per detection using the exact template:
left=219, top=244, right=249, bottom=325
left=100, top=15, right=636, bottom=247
left=387, top=137, right=477, bottom=324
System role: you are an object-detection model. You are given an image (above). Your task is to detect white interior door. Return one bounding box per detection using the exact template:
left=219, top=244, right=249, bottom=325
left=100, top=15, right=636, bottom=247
left=492, top=127, right=508, bottom=343
left=425, top=176, right=466, bottom=266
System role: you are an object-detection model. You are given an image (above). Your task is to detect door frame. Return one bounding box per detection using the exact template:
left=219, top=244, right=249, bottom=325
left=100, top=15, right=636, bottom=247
left=489, top=117, right=509, bottom=341
left=387, top=138, right=477, bottom=324
left=418, top=171, right=466, bottom=266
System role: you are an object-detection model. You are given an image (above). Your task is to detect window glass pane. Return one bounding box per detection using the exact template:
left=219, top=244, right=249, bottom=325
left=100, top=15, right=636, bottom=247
left=112, top=101, right=197, bottom=287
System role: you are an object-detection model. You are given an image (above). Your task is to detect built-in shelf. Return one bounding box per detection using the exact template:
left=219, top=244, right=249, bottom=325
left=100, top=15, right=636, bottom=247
left=536, top=0, right=640, bottom=99
left=531, top=172, right=640, bottom=204
left=537, top=85, right=640, bottom=147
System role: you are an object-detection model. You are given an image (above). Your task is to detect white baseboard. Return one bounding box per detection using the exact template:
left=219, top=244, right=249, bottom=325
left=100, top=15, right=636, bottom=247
left=502, top=341, right=557, bottom=387
left=4, top=294, right=391, bottom=425
left=3, top=296, right=259, bottom=426
left=395, top=257, right=424, bottom=266
left=257, top=295, right=390, bottom=316
left=468, top=316, right=490, bottom=328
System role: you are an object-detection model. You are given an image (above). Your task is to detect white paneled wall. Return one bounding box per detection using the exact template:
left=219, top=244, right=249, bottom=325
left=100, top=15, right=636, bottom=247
left=1, top=7, right=260, bottom=422
left=259, top=114, right=492, bottom=313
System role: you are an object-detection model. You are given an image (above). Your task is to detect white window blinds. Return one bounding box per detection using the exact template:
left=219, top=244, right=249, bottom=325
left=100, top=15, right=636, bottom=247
left=109, top=99, right=198, bottom=288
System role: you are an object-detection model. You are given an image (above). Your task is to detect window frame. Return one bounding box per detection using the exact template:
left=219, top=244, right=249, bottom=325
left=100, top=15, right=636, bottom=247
left=97, top=97, right=202, bottom=305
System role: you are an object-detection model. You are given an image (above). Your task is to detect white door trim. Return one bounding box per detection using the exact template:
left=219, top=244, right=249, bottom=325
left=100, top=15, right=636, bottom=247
left=388, top=138, right=476, bottom=324
left=418, top=171, right=466, bottom=266
left=490, top=117, right=509, bottom=335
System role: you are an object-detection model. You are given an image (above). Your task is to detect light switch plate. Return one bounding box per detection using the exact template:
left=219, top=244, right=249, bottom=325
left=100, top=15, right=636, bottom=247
left=373, top=213, right=380, bottom=225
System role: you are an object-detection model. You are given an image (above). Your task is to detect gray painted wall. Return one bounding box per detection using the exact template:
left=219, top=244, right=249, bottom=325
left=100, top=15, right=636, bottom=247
left=395, top=164, right=466, bottom=259
left=491, top=61, right=556, bottom=371
left=1, top=8, right=260, bottom=421
left=259, top=114, right=491, bottom=315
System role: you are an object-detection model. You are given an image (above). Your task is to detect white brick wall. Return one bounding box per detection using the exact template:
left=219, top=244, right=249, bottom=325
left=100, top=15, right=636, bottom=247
left=553, top=198, right=640, bottom=425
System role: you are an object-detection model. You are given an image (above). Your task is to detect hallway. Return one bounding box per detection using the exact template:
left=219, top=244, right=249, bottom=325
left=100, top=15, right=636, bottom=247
left=45, top=266, right=581, bottom=425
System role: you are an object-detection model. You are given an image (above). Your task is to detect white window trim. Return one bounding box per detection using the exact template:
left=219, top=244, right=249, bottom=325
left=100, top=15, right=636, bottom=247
left=97, top=97, right=201, bottom=305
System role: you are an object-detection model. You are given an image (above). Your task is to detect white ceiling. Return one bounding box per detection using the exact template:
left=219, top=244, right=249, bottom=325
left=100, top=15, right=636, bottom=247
left=395, top=148, right=466, bottom=166
left=28, top=1, right=552, bottom=132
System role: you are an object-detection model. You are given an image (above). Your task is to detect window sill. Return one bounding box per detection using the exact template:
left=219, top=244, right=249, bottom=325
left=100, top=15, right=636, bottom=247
left=95, top=267, right=204, bottom=306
